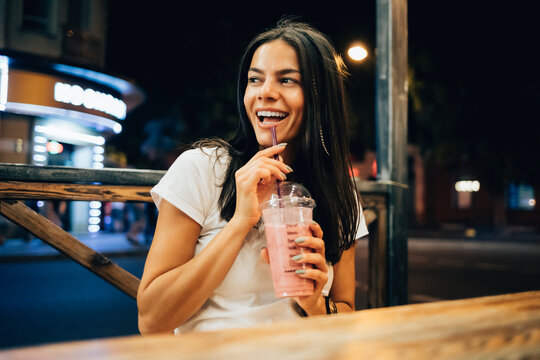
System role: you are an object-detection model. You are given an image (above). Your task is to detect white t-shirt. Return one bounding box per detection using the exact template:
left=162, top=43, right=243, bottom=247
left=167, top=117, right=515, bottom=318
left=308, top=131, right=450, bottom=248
left=150, top=147, right=368, bottom=334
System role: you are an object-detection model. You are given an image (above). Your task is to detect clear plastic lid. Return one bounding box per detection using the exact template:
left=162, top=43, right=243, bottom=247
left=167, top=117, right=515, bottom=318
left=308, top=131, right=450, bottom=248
left=262, top=181, right=316, bottom=209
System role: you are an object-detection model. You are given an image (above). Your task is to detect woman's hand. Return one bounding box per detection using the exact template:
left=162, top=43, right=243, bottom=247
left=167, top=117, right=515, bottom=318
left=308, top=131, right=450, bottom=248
left=261, top=220, right=329, bottom=316
left=232, top=144, right=291, bottom=227
left=291, top=221, right=329, bottom=315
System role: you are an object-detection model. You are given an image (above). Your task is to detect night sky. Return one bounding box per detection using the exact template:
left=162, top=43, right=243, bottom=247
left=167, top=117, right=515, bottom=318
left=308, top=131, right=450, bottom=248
left=103, top=2, right=538, bottom=170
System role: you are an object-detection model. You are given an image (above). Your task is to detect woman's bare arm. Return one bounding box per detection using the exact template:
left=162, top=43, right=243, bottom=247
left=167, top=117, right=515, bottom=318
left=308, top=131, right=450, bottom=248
left=329, top=245, right=356, bottom=312
left=137, top=199, right=252, bottom=334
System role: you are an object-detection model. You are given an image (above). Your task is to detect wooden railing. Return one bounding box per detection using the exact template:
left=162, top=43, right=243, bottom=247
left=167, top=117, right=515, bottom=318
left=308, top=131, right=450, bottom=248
left=0, top=163, right=388, bottom=305
left=0, top=163, right=164, bottom=299
left=355, top=179, right=410, bottom=308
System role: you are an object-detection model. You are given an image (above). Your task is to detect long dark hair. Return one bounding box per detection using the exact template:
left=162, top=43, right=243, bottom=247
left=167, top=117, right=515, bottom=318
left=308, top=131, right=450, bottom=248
left=194, top=18, right=359, bottom=264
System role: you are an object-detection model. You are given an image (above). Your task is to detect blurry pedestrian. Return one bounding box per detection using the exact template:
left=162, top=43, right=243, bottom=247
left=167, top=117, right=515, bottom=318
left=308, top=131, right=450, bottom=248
left=126, top=203, right=146, bottom=245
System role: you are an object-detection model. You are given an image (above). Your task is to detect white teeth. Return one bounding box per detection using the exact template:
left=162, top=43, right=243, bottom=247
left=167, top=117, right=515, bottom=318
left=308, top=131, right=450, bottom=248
left=257, top=111, right=287, bottom=118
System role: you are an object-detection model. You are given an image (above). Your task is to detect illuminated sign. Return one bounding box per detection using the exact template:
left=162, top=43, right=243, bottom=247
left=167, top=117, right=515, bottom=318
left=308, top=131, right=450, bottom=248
left=3, top=68, right=123, bottom=133
left=0, top=55, right=8, bottom=111
left=34, top=125, right=105, bottom=145
left=54, top=82, right=126, bottom=120
left=455, top=180, right=480, bottom=192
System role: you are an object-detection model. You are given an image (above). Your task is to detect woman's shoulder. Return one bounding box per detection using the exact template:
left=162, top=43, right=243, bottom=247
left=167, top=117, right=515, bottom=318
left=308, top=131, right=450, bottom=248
left=165, top=141, right=230, bottom=178
left=183, top=146, right=229, bottom=166
left=173, top=139, right=227, bottom=160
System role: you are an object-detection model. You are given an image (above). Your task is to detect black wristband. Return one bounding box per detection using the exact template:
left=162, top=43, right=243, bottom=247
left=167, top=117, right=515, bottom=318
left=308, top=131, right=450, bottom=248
left=324, top=295, right=338, bottom=314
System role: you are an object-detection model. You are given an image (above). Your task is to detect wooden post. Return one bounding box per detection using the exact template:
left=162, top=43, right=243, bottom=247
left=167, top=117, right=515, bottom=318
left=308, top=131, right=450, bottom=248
left=375, top=0, right=409, bottom=306
left=0, top=200, right=140, bottom=299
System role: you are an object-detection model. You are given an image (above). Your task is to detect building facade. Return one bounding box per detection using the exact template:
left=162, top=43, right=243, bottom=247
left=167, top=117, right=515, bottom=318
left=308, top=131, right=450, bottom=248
left=0, top=0, right=144, bottom=236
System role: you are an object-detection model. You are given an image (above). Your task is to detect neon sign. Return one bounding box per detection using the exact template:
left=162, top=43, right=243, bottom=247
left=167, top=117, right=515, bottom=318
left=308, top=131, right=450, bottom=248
left=455, top=180, right=480, bottom=192
left=54, top=82, right=126, bottom=120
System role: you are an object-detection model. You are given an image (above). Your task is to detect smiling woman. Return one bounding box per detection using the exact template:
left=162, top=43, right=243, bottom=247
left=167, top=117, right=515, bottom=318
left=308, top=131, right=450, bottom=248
left=136, top=17, right=368, bottom=335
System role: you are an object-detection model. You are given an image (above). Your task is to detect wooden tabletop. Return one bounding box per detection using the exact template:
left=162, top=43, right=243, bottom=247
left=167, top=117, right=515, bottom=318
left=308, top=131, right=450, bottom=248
left=1, top=291, right=539, bottom=360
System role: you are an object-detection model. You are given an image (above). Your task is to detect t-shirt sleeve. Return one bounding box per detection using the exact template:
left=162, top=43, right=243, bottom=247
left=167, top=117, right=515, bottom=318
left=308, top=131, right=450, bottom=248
left=355, top=195, right=369, bottom=240
left=150, top=149, right=217, bottom=226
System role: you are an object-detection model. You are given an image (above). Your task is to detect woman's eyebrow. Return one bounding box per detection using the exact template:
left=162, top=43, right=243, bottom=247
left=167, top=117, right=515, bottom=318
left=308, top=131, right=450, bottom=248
left=248, top=67, right=301, bottom=76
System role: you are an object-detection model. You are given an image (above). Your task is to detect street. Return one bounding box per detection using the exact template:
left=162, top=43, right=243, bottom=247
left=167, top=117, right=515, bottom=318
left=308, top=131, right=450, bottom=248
left=0, top=255, right=145, bottom=350
left=1, top=236, right=539, bottom=350
left=356, top=237, right=540, bottom=307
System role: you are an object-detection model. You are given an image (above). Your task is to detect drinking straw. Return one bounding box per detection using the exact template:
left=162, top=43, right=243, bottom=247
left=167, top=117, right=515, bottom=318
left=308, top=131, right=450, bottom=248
left=271, top=126, right=279, bottom=161
left=271, top=126, right=283, bottom=199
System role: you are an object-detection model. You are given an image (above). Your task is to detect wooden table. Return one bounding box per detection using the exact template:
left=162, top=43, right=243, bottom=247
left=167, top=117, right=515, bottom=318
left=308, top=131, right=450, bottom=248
left=1, top=291, right=539, bottom=359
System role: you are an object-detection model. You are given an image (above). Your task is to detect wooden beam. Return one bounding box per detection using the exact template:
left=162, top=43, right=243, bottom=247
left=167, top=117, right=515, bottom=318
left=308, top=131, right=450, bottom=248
left=0, top=163, right=165, bottom=186
left=0, top=181, right=153, bottom=202
left=0, top=200, right=140, bottom=299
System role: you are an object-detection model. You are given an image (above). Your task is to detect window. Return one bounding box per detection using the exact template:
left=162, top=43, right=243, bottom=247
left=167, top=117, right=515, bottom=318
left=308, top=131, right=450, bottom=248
left=507, top=183, right=536, bottom=210
left=454, top=180, right=480, bottom=210
left=21, top=0, right=55, bottom=35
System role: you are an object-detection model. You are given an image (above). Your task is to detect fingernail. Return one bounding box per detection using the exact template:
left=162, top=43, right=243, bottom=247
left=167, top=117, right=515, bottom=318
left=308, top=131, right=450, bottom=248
left=280, top=172, right=287, bottom=180
left=277, top=143, right=287, bottom=147
left=285, top=165, right=293, bottom=172
left=295, top=237, right=307, bottom=243
left=295, top=269, right=306, bottom=274
left=292, top=254, right=302, bottom=261
left=310, top=220, right=318, bottom=225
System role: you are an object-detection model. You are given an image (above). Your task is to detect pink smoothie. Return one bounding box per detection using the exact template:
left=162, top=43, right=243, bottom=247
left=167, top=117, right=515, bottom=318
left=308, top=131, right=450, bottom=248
left=264, top=222, right=314, bottom=298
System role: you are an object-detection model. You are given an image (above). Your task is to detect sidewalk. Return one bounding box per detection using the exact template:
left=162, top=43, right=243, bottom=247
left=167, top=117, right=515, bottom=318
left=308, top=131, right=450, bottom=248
left=0, top=232, right=150, bottom=262
left=408, top=226, right=540, bottom=244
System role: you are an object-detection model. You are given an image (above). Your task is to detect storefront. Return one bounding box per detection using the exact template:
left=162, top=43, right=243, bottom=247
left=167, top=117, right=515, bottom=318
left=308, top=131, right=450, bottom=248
left=0, top=54, right=144, bottom=235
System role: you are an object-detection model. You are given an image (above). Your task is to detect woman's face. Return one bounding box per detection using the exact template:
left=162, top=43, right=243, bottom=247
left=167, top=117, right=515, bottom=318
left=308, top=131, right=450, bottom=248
left=244, top=39, right=305, bottom=147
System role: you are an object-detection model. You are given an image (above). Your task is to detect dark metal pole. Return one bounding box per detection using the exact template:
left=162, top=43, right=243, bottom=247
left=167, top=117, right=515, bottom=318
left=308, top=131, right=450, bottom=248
left=375, top=0, right=409, bottom=306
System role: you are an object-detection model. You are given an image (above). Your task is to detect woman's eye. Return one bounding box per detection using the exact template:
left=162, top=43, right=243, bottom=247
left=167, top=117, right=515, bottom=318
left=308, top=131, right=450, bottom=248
left=248, top=77, right=261, bottom=83
left=281, top=78, right=298, bottom=84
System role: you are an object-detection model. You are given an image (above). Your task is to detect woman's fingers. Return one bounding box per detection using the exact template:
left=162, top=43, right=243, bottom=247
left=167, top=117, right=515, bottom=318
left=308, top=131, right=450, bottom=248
left=243, top=144, right=290, bottom=173
left=260, top=247, right=270, bottom=264
left=292, top=251, right=327, bottom=273
left=308, top=221, right=323, bottom=240
left=295, top=232, right=325, bottom=259
left=231, top=144, right=292, bottom=227
left=293, top=222, right=328, bottom=293
left=237, top=156, right=291, bottom=186
left=295, top=267, right=328, bottom=292
left=246, top=143, right=287, bottom=165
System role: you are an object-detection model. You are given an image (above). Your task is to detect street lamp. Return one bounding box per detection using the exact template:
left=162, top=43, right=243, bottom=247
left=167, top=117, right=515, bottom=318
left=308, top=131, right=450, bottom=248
left=347, top=44, right=368, bottom=62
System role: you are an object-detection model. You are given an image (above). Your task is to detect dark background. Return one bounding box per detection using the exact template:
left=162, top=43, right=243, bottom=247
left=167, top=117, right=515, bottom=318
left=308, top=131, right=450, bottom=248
left=103, top=2, right=540, bottom=203
left=106, top=0, right=540, bottom=172
left=104, top=3, right=377, bottom=168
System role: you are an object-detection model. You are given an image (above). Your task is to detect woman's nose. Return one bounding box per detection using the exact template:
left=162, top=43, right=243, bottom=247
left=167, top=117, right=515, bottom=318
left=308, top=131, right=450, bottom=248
left=258, top=80, right=279, bottom=100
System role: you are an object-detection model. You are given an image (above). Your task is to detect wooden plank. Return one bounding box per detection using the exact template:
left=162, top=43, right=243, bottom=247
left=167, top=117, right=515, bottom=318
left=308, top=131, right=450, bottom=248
left=356, top=189, right=389, bottom=308
left=362, top=208, right=377, bottom=227
left=368, top=194, right=389, bottom=308
left=0, top=200, right=140, bottom=299
left=0, top=181, right=153, bottom=202
left=0, top=163, right=165, bottom=186
left=1, top=291, right=538, bottom=359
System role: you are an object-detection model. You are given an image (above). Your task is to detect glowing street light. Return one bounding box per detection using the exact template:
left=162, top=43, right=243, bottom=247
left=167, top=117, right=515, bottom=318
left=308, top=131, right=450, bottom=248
left=348, top=45, right=368, bottom=62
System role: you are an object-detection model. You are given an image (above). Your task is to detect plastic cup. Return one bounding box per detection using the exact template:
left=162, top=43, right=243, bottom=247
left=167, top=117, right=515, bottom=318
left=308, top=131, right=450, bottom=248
left=262, top=182, right=316, bottom=298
